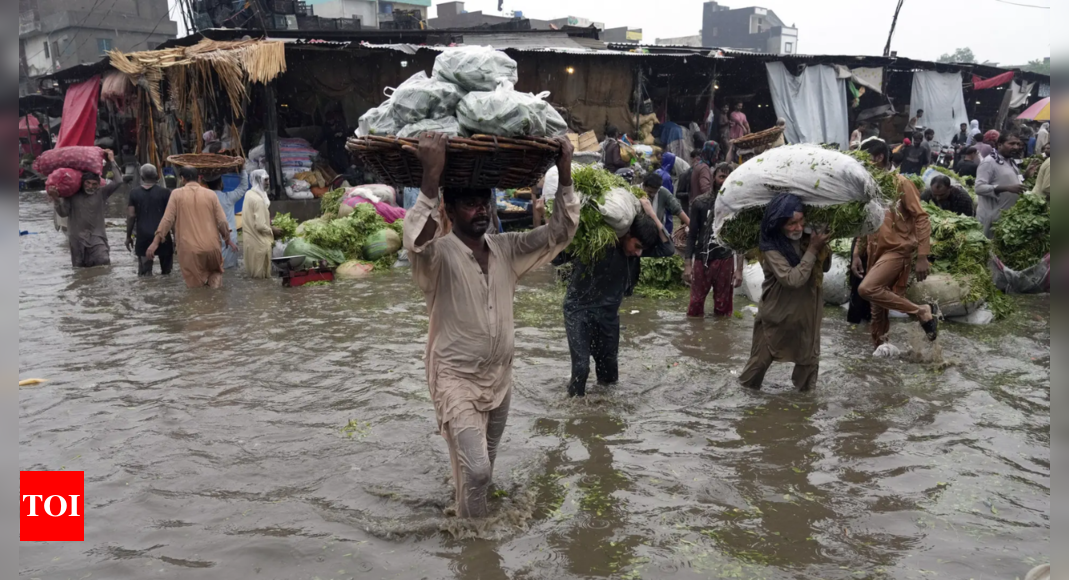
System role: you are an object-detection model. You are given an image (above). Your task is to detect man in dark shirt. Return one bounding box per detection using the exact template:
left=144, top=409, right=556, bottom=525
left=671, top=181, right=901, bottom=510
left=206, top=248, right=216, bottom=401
left=556, top=201, right=670, bottom=398
left=685, top=162, right=744, bottom=318
left=954, top=147, right=980, bottom=178
left=602, top=125, right=628, bottom=174
left=899, top=133, right=929, bottom=175
left=920, top=129, right=936, bottom=166
left=127, top=164, right=174, bottom=276
left=921, top=175, right=975, bottom=217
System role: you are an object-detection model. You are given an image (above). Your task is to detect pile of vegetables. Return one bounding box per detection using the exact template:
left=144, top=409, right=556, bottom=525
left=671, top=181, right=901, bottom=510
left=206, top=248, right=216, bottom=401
left=272, top=212, right=299, bottom=242
left=635, top=255, right=687, bottom=299
left=923, top=202, right=1014, bottom=319
left=930, top=166, right=977, bottom=199
left=556, top=166, right=646, bottom=265
left=993, top=194, right=1049, bottom=270
left=718, top=202, right=871, bottom=251
left=284, top=193, right=406, bottom=273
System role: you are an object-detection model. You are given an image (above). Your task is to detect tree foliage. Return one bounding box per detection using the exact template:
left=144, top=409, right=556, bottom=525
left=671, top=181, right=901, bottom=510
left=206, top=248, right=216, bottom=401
left=1021, top=59, right=1050, bottom=75
left=937, top=47, right=976, bottom=64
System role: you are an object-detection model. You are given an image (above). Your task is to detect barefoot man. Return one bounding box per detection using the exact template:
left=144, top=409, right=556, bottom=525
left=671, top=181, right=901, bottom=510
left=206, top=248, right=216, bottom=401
left=403, top=133, right=580, bottom=518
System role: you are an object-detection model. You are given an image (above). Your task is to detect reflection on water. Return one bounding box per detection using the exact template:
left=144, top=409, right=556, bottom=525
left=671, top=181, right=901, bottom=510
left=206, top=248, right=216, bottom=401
left=19, top=192, right=1049, bottom=579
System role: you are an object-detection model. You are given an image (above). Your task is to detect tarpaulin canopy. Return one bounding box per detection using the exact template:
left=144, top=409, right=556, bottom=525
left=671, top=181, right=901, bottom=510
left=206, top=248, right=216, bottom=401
left=56, top=75, right=101, bottom=148
left=766, top=62, right=850, bottom=149
left=1017, top=97, right=1050, bottom=121
left=911, top=71, right=968, bottom=145
left=971, top=71, right=1014, bottom=90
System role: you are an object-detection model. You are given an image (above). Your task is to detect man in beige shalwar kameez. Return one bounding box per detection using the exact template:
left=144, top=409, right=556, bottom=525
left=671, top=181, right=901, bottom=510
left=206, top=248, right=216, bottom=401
left=403, top=134, right=580, bottom=518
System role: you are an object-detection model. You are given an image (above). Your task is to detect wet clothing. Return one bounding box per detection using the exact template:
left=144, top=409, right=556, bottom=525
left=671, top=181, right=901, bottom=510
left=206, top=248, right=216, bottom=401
left=138, top=240, right=174, bottom=276
left=921, top=187, right=976, bottom=217
left=130, top=184, right=174, bottom=276
left=156, top=182, right=232, bottom=289
left=445, top=389, right=510, bottom=519
left=404, top=183, right=580, bottom=517
left=242, top=171, right=273, bottom=279
left=558, top=242, right=673, bottom=397
left=686, top=193, right=736, bottom=318
left=54, top=161, right=123, bottom=268
left=858, top=175, right=930, bottom=347
left=686, top=194, right=733, bottom=264
left=214, top=171, right=250, bottom=270
left=976, top=152, right=1023, bottom=237
left=740, top=240, right=831, bottom=391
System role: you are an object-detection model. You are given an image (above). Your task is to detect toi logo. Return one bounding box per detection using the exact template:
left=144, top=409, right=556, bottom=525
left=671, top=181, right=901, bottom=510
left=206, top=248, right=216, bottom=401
left=20, top=471, right=85, bottom=542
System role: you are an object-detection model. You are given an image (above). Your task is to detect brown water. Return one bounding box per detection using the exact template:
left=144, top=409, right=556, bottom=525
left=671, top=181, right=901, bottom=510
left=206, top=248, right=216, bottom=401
left=19, top=191, right=1050, bottom=580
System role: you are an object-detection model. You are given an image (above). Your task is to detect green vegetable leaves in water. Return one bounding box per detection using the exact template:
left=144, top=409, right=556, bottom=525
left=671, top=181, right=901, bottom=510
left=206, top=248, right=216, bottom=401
left=993, top=194, right=1049, bottom=271
left=635, top=255, right=687, bottom=299
left=272, top=212, right=298, bottom=242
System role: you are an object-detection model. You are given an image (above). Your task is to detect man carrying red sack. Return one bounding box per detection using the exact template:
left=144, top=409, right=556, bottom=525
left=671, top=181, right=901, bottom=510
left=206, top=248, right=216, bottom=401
left=48, top=149, right=123, bottom=268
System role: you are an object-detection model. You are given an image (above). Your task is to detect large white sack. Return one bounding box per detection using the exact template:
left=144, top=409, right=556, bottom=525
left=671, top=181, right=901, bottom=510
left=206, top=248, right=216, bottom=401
left=714, top=144, right=887, bottom=244
left=433, top=46, right=518, bottom=92
left=822, top=254, right=851, bottom=306
left=949, top=308, right=995, bottom=325
left=906, top=273, right=984, bottom=318
left=741, top=262, right=764, bottom=305
left=598, top=188, right=641, bottom=237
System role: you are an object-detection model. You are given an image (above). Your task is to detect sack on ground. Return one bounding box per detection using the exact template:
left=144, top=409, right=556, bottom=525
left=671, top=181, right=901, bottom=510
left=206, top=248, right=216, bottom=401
left=433, top=46, right=518, bottom=92
left=598, top=188, right=641, bottom=237
left=822, top=255, right=851, bottom=306
left=33, top=146, right=106, bottom=176
left=363, top=229, right=402, bottom=260
left=905, top=273, right=984, bottom=318
left=398, top=116, right=461, bottom=139
left=336, top=261, right=375, bottom=280
left=457, top=83, right=567, bottom=138
left=357, top=103, right=401, bottom=137
left=388, top=71, right=465, bottom=125
left=45, top=168, right=84, bottom=198
left=284, top=238, right=347, bottom=268
left=740, top=262, right=764, bottom=305
left=991, top=254, right=1049, bottom=295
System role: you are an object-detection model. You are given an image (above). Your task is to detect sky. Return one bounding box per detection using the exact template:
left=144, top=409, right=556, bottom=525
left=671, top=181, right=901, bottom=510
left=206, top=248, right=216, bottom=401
left=429, top=0, right=1051, bottom=66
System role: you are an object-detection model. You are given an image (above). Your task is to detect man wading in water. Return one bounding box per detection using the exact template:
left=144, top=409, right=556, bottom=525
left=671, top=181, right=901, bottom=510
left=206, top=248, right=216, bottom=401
left=403, top=133, right=580, bottom=518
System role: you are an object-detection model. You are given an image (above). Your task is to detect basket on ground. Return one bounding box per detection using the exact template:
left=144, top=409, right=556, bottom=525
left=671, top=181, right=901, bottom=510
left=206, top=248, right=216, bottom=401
left=347, top=134, right=561, bottom=189
left=167, top=154, right=245, bottom=180
left=731, top=126, right=784, bottom=150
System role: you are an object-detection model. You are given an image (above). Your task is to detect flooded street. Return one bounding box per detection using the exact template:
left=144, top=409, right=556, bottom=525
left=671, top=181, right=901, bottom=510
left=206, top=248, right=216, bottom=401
left=19, top=190, right=1049, bottom=579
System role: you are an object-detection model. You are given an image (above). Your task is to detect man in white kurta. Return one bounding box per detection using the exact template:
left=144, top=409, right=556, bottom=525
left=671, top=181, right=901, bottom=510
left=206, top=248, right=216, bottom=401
left=403, top=134, right=580, bottom=518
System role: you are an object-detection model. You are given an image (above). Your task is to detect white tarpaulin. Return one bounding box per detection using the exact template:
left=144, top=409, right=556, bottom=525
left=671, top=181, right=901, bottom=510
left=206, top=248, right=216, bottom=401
left=833, top=65, right=884, bottom=94
left=766, top=62, right=850, bottom=149
left=910, top=71, right=969, bottom=145
left=1010, top=81, right=1036, bottom=109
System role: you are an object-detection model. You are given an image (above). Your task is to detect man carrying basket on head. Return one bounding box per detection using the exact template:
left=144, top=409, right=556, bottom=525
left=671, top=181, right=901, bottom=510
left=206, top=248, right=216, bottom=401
left=403, top=133, right=580, bottom=519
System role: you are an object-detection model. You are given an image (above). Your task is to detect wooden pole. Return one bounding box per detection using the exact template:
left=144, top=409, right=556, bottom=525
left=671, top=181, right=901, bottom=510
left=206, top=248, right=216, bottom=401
left=633, top=65, right=642, bottom=138
left=262, top=82, right=284, bottom=201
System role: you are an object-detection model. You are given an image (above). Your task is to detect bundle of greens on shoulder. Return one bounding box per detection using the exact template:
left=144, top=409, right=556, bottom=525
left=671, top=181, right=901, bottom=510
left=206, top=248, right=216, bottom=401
left=992, top=194, right=1049, bottom=271
left=719, top=150, right=899, bottom=251
left=549, top=165, right=646, bottom=265
left=923, top=202, right=1014, bottom=319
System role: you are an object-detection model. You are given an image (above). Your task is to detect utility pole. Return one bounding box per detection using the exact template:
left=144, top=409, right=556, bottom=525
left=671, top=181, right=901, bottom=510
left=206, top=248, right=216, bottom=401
left=883, top=0, right=905, bottom=57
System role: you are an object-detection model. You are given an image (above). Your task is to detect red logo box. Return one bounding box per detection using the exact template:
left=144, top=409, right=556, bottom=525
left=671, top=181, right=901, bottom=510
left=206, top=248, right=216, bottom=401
left=20, top=471, right=85, bottom=542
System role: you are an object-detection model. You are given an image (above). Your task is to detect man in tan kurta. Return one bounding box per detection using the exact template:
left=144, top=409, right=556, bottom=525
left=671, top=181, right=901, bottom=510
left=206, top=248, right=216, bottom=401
left=740, top=194, right=831, bottom=392
left=147, top=167, right=237, bottom=289
left=854, top=140, right=936, bottom=348
left=403, top=134, right=580, bottom=518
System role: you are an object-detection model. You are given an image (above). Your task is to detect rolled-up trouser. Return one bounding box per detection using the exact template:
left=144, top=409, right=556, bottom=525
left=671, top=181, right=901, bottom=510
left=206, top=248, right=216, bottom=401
left=443, top=389, right=511, bottom=519
left=859, top=253, right=921, bottom=347
left=565, top=306, right=621, bottom=398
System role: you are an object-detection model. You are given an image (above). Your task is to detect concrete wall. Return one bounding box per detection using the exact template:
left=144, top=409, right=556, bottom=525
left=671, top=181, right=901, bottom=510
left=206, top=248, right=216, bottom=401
left=309, top=0, right=378, bottom=26
left=702, top=1, right=794, bottom=53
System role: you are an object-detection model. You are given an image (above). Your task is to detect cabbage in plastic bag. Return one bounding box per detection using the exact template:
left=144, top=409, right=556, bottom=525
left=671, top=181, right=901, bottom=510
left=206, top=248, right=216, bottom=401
left=397, top=116, right=462, bottom=139
left=433, top=46, right=518, bottom=92
left=457, top=84, right=567, bottom=138
left=388, top=71, right=465, bottom=125
left=357, top=103, right=400, bottom=137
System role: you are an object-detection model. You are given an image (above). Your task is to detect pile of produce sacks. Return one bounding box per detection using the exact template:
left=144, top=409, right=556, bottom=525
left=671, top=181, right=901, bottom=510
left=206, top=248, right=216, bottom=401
left=713, top=146, right=892, bottom=252
left=33, top=146, right=107, bottom=197
left=358, top=46, right=567, bottom=140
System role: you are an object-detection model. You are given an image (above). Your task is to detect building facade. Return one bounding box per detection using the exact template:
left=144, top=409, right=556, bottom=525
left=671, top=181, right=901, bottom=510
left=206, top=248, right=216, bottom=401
left=701, top=1, right=797, bottom=54
left=19, top=0, right=177, bottom=94
left=655, top=34, right=703, bottom=47
left=308, top=0, right=431, bottom=29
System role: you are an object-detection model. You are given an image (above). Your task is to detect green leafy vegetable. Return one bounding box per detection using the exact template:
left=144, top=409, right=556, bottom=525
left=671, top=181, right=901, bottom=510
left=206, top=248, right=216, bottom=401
left=635, top=255, right=687, bottom=298
left=992, top=194, right=1049, bottom=271
left=320, top=187, right=347, bottom=218
left=271, top=212, right=298, bottom=242
left=550, top=166, right=646, bottom=265
left=301, top=204, right=389, bottom=260
left=719, top=202, right=870, bottom=251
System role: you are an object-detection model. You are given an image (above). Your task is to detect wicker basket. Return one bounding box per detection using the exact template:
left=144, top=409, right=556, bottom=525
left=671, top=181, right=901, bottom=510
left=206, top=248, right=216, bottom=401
left=347, top=135, right=561, bottom=190
left=167, top=154, right=245, bottom=180
left=672, top=226, right=688, bottom=254
left=731, top=126, right=785, bottom=150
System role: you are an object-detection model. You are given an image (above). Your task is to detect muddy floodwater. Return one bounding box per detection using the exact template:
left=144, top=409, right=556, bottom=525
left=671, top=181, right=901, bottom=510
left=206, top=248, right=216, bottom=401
left=19, top=191, right=1049, bottom=580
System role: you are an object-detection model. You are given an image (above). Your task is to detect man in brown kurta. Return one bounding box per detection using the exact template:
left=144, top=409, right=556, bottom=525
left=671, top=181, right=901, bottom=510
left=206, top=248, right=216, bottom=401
left=854, top=140, right=936, bottom=348
left=147, top=167, right=236, bottom=289
left=740, top=195, right=831, bottom=392
left=403, top=134, right=580, bottom=518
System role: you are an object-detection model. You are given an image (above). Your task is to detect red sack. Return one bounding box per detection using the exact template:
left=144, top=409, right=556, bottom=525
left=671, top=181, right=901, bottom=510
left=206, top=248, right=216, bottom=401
left=46, top=168, right=84, bottom=198
left=32, top=146, right=105, bottom=176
